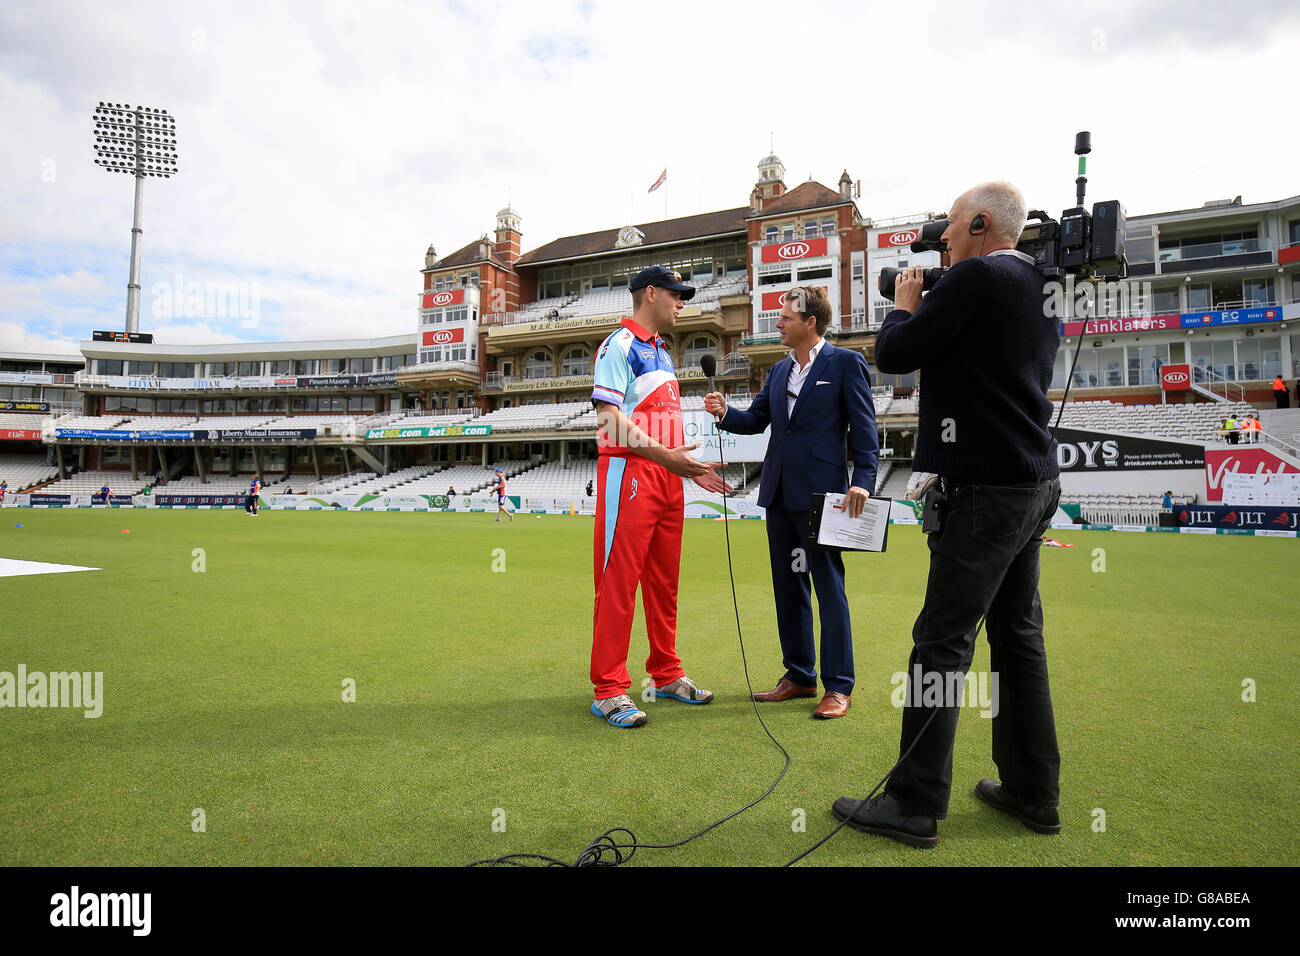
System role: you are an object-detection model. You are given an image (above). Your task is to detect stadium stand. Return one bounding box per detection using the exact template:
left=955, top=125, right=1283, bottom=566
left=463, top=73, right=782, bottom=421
left=1051, top=399, right=1256, bottom=444
left=473, top=402, right=589, bottom=431
left=32, top=470, right=150, bottom=496
left=0, top=452, right=60, bottom=492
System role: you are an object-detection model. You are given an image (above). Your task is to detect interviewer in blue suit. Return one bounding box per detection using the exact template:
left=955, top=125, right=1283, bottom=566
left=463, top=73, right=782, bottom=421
left=705, top=286, right=878, bottom=718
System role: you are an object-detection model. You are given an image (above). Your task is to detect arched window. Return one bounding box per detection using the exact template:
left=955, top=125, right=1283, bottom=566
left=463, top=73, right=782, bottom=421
left=561, top=346, right=592, bottom=377
left=525, top=350, right=552, bottom=380
left=683, top=335, right=715, bottom=369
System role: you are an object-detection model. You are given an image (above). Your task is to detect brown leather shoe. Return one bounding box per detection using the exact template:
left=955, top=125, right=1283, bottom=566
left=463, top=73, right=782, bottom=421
left=813, top=691, right=851, bottom=719
left=752, top=677, right=818, bottom=702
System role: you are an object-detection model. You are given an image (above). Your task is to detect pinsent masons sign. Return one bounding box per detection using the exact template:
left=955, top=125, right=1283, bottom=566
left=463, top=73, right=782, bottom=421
left=759, top=237, right=828, bottom=263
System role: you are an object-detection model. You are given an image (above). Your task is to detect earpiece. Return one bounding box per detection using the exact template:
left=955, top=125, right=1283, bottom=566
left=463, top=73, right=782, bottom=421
left=969, top=214, right=987, bottom=234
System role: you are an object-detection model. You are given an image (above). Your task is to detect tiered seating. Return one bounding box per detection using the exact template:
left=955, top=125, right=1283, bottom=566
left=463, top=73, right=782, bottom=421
left=376, top=413, right=476, bottom=429
left=474, top=403, right=589, bottom=431
left=874, top=461, right=892, bottom=496
left=160, top=474, right=291, bottom=495
left=306, top=470, right=378, bottom=494
left=0, top=453, right=60, bottom=492
left=683, top=462, right=758, bottom=498
left=119, top=416, right=197, bottom=431
left=32, top=470, right=149, bottom=496
left=505, top=460, right=598, bottom=499
left=259, top=415, right=356, bottom=432
left=1051, top=399, right=1255, bottom=444
left=0, top=413, right=55, bottom=431
left=509, top=295, right=575, bottom=323
left=396, top=460, right=527, bottom=495
left=344, top=465, right=441, bottom=494
left=53, top=415, right=129, bottom=431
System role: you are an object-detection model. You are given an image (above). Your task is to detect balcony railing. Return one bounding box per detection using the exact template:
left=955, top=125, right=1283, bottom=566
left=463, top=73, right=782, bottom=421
left=1159, top=237, right=1267, bottom=262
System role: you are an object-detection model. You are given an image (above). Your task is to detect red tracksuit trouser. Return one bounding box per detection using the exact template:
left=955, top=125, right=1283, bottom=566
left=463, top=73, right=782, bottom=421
left=591, top=454, right=685, bottom=699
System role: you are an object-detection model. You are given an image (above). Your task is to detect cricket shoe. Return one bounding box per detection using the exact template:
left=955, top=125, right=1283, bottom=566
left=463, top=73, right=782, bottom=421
left=590, top=694, right=647, bottom=728
left=653, top=676, right=714, bottom=704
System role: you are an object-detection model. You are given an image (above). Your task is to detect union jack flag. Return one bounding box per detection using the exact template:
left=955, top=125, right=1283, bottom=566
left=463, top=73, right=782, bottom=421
left=647, top=168, right=667, bottom=193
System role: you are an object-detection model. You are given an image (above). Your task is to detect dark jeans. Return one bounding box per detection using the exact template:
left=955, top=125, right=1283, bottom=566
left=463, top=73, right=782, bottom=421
left=886, top=477, right=1062, bottom=819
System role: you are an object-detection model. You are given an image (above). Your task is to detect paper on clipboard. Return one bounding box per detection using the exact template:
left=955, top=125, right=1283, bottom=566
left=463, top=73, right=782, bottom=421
left=815, top=492, right=890, bottom=552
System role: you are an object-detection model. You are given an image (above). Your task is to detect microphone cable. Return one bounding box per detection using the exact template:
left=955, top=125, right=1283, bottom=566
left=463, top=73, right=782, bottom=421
left=467, top=382, right=791, bottom=866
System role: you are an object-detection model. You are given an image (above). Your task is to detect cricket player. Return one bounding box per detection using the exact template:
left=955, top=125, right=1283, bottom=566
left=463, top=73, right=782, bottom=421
left=494, top=469, right=512, bottom=522
left=246, top=473, right=261, bottom=516
left=587, top=265, right=732, bottom=728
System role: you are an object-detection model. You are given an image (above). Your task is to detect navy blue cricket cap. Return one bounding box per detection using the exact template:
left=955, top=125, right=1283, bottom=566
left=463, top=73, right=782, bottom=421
left=628, top=265, right=695, bottom=300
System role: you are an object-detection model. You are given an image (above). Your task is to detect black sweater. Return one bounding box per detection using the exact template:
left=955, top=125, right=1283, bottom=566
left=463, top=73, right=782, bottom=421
left=876, top=253, right=1060, bottom=483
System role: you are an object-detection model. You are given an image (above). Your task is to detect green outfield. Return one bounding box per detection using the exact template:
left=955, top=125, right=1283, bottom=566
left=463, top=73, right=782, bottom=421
left=1, top=509, right=1296, bottom=867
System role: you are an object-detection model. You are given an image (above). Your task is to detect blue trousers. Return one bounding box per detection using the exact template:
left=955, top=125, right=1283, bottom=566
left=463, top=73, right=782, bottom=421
left=764, top=502, right=855, bottom=695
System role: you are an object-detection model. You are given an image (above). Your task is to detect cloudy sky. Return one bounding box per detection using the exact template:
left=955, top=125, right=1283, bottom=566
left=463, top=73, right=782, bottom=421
left=3, top=0, right=1298, bottom=357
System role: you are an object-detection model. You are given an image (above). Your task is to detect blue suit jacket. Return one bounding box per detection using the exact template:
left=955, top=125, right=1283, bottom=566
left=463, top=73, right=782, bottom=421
left=719, top=341, right=878, bottom=511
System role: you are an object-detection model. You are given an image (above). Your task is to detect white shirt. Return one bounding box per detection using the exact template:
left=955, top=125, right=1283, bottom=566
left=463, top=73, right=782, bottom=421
left=786, top=337, right=825, bottom=417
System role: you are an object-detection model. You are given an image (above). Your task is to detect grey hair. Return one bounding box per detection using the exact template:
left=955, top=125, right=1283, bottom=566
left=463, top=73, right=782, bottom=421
left=965, top=181, right=1028, bottom=244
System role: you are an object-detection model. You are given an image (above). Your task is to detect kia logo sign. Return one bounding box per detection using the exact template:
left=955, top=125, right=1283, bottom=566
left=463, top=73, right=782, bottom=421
left=431, top=292, right=454, bottom=306
left=777, top=242, right=809, bottom=260
left=886, top=230, right=918, bottom=246
left=429, top=330, right=454, bottom=344
left=1164, top=371, right=1189, bottom=385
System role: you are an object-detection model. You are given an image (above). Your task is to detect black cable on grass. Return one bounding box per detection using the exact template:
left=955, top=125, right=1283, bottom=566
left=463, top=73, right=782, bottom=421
left=468, top=406, right=791, bottom=867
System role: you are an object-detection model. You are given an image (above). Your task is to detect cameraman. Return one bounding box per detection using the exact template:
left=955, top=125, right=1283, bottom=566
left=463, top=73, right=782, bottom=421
left=832, top=181, right=1063, bottom=847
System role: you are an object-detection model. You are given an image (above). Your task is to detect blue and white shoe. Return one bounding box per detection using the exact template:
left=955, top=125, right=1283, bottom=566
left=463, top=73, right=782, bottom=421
left=591, top=694, right=648, bottom=728
left=654, top=676, right=714, bottom=704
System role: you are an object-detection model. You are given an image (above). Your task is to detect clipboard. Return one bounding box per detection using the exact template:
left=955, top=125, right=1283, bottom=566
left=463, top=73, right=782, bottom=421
left=808, top=493, right=891, bottom=553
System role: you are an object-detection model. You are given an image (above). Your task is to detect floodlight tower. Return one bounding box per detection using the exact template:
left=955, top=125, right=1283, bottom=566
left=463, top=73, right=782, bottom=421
left=92, top=102, right=179, bottom=334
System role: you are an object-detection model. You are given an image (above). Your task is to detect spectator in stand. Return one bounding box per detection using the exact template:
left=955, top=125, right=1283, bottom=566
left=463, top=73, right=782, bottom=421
left=447, top=486, right=456, bottom=496
left=156, top=468, right=163, bottom=486
left=1224, top=414, right=1238, bottom=445
left=585, top=479, right=594, bottom=497
left=0, top=480, right=7, bottom=506
left=1274, top=375, right=1290, bottom=409
left=1162, top=490, right=1173, bottom=511
left=1245, top=414, right=1263, bottom=444
left=1294, top=378, right=1299, bottom=406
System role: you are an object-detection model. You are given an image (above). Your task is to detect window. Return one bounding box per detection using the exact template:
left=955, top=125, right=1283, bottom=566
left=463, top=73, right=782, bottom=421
left=1126, top=343, right=1169, bottom=387
left=525, top=351, right=552, bottom=379
left=561, top=346, right=591, bottom=377
left=1153, top=288, right=1179, bottom=314
left=1242, top=277, right=1275, bottom=307
left=804, top=221, right=817, bottom=239
left=1187, top=283, right=1211, bottom=311
left=765, top=226, right=777, bottom=243
left=238, top=361, right=258, bottom=376
left=126, top=361, right=153, bottom=375
left=96, top=359, right=124, bottom=376
left=294, top=359, right=315, bottom=375
left=821, top=217, right=835, bottom=236
left=782, top=225, right=795, bottom=242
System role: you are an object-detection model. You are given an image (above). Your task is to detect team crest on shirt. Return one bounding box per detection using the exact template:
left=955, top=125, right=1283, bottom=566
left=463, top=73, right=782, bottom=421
left=639, top=349, right=653, bottom=360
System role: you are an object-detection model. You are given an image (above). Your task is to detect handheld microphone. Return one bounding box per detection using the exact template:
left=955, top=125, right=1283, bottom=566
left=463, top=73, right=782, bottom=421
left=700, top=354, right=719, bottom=420
left=699, top=353, right=717, bottom=392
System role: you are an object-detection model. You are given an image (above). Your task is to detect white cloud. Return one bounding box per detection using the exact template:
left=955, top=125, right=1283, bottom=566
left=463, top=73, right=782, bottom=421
left=2, top=0, right=1299, bottom=352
